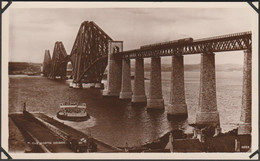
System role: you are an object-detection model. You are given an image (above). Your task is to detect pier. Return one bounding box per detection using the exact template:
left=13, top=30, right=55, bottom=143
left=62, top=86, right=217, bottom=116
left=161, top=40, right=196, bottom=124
left=9, top=111, right=121, bottom=153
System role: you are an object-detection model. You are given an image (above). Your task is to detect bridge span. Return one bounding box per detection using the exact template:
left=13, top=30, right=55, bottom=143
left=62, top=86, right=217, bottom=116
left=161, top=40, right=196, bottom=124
left=103, top=31, right=252, bottom=137
left=117, top=31, right=251, bottom=59
left=42, top=21, right=252, bottom=138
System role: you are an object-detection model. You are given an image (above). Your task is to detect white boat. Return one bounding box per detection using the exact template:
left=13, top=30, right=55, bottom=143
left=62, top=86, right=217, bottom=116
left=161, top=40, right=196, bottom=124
left=57, top=100, right=90, bottom=122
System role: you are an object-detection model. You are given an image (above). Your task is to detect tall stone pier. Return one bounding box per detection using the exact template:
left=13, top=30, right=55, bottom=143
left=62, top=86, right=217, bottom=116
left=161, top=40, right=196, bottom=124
left=195, top=52, right=220, bottom=127
left=120, top=58, right=133, bottom=99
left=238, top=49, right=252, bottom=135
left=131, top=58, right=147, bottom=105
left=146, top=57, right=164, bottom=110
left=167, top=55, right=187, bottom=117
left=102, top=41, right=123, bottom=97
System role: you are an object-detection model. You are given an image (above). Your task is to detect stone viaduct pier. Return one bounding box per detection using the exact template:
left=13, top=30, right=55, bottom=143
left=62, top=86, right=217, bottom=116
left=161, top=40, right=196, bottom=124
left=103, top=31, right=252, bottom=134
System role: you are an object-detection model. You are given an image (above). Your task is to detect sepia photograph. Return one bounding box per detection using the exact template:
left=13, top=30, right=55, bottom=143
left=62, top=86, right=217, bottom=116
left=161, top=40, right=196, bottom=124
left=1, top=1, right=258, bottom=160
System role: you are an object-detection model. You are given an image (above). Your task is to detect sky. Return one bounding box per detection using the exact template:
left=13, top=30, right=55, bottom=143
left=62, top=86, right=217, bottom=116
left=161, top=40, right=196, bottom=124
left=9, top=7, right=255, bottom=64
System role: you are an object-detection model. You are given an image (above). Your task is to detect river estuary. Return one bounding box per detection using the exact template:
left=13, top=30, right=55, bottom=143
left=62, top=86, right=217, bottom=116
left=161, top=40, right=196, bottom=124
left=9, top=71, right=243, bottom=148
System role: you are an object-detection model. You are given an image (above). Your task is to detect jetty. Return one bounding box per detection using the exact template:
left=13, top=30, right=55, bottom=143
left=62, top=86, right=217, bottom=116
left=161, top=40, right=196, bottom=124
left=9, top=111, right=122, bottom=153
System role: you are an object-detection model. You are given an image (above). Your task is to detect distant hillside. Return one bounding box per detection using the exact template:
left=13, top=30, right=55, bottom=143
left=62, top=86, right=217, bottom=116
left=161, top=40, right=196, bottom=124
left=9, top=62, right=42, bottom=75
left=131, top=63, right=242, bottom=72
left=10, top=61, right=241, bottom=76
left=215, top=64, right=243, bottom=72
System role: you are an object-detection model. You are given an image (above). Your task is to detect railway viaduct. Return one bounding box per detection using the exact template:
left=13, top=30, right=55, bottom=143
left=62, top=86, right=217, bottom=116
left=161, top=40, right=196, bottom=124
left=42, top=21, right=252, bottom=135
left=102, top=31, right=252, bottom=135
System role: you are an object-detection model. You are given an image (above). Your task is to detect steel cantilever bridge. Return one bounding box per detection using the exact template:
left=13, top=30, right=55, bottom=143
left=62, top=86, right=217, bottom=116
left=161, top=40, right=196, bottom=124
left=48, top=41, right=69, bottom=79
left=43, top=21, right=112, bottom=83
left=70, top=21, right=112, bottom=83
left=42, top=21, right=251, bottom=84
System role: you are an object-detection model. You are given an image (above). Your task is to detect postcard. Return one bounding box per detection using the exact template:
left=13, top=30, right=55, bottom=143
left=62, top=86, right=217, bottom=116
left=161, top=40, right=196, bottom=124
left=1, top=1, right=258, bottom=160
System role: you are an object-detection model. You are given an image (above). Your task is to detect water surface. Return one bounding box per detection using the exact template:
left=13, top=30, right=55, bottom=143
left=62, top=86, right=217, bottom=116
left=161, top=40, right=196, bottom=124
left=9, top=71, right=243, bottom=147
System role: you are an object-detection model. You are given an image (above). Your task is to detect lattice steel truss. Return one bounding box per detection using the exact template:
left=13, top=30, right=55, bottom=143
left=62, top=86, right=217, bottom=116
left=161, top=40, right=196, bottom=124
left=49, top=41, right=68, bottom=79
left=43, top=50, right=52, bottom=77
left=119, top=31, right=251, bottom=59
left=70, top=21, right=112, bottom=83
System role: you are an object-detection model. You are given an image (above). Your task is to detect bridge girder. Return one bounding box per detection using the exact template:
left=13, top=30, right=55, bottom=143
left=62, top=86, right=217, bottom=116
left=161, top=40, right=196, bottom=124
left=49, top=41, right=68, bottom=79
left=70, top=21, right=112, bottom=83
left=42, top=50, right=52, bottom=77
left=119, top=31, right=252, bottom=59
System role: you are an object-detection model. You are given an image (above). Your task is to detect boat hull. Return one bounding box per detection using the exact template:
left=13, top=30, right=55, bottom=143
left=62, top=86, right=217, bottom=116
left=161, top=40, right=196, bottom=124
left=57, top=112, right=90, bottom=122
